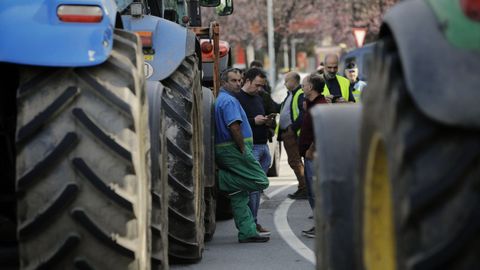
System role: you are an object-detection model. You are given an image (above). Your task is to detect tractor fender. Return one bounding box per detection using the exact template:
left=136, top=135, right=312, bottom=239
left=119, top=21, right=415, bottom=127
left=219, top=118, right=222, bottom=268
left=381, top=0, right=480, bottom=128
left=311, top=104, right=361, bottom=270
left=0, top=0, right=116, bottom=67
left=122, top=15, right=197, bottom=81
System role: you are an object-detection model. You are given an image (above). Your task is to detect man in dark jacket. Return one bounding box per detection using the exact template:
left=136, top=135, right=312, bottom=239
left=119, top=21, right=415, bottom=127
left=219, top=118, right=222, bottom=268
left=277, top=72, right=306, bottom=199
left=249, top=60, right=280, bottom=144
left=236, top=67, right=274, bottom=236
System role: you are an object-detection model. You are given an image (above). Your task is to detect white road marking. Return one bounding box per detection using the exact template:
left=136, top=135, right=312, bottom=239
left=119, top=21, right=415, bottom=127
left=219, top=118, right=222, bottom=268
left=267, top=180, right=297, bottom=186
left=274, top=198, right=316, bottom=265
left=260, top=178, right=316, bottom=264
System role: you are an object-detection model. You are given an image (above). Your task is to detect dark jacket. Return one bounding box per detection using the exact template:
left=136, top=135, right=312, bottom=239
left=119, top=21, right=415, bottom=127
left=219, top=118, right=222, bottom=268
left=236, top=90, right=270, bottom=145
left=277, top=85, right=305, bottom=141
left=299, top=94, right=327, bottom=156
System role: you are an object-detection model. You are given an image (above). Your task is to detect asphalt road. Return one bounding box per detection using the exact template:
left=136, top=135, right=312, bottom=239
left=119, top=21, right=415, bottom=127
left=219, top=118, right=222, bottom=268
left=172, top=148, right=316, bottom=270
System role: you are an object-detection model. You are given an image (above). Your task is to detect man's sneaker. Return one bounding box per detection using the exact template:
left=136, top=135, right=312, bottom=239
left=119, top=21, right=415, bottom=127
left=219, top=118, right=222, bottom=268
left=301, top=227, right=315, bottom=238
left=256, top=224, right=271, bottom=237
left=287, top=189, right=308, bottom=200
left=239, top=235, right=270, bottom=243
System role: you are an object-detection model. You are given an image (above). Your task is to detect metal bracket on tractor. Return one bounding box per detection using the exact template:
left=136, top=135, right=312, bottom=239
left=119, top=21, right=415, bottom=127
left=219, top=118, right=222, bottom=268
left=190, top=21, right=221, bottom=97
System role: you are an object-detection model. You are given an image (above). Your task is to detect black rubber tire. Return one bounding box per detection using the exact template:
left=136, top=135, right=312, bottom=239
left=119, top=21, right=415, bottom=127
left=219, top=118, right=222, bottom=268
left=203, top=187, right=216, bottom=242
left=311, top=104, right=361, bottom=270
left=267, top=142, right=281, bottom=177
left=0, top=65, right=20, bottom=269
left=215, top=183, right=233, bottom=221
left=147, top=81, right=169, bottom=270
left=161, top=55, right=205, bottom=262
left=356, top=38, right=480, bottom=270
left=202, top=87, right=216, bottom=242
left=14, top=29, right=151, bottom=270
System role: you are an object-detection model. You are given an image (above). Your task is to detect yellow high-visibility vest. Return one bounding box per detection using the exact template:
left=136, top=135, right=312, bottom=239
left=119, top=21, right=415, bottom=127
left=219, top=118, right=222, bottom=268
left=276, top=88, right=304, bottom=136
left=323, top=75, right=351, bottom=101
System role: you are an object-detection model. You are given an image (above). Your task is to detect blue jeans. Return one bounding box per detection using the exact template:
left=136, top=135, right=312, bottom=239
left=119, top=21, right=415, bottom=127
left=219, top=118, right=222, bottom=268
left=249, top=144, right=271, bottom=223
left=304, top=158, right=315, bottom=209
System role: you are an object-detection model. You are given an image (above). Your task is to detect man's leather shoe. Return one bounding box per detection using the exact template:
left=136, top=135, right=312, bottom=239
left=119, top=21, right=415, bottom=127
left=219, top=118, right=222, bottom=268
left=287, top=189, right=308, bottom=200
left=256, top=224, right=271, bottom=237
left=238, top=235, right=270, bottom=243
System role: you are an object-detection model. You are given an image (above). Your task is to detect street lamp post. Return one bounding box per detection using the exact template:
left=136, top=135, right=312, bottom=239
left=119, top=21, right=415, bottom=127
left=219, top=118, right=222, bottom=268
left=267, top=0, right=275, bottom=87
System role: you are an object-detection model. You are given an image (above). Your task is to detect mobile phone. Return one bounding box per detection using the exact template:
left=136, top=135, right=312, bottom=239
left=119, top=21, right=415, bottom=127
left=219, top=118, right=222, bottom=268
left=267, top=113, right=277, bottom=119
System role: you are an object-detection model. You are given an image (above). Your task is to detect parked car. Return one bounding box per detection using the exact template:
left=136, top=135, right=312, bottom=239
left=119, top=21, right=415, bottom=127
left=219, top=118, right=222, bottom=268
left=339, top=43, right=375, bottom=81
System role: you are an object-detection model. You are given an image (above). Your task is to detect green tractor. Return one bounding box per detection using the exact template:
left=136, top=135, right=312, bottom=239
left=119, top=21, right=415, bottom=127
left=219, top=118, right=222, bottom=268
left=312, top=0, right=480, bottom=269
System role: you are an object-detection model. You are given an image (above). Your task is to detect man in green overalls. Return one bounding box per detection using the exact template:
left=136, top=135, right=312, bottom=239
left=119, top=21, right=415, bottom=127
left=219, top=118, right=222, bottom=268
left=214, top=68, right=270, bottom=243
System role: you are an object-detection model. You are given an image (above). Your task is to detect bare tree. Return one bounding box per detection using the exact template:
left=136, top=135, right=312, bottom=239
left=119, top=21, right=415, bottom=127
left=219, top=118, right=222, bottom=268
left=201, top=0, right=398, bottom=66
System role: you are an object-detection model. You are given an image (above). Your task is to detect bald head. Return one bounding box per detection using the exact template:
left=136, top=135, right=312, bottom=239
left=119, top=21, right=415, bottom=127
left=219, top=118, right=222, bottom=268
left=284, top=72, right=301, bottom=91
left=324, top=53, right=339, bottom=64
left=324, top=54, right=339, bottom=80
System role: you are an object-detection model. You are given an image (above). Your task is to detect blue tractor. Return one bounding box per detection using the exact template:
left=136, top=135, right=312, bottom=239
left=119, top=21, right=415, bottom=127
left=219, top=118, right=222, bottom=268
left=120, top=0, right=234, bottom=262
left=0, top=0, right=230, bottom=268
left=0, top=1, right=153, bottom=269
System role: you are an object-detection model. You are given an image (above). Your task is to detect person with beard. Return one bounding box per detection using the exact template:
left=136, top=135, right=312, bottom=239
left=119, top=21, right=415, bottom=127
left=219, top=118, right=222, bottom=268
left=322, top=54, right=355, bottom=103
left=249, top=60, right=281, bottom=114
left=236, top=67, right=274, bottom=236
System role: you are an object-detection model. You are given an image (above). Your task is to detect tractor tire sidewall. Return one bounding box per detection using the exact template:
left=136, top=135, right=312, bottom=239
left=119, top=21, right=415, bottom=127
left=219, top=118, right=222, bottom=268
left=147, top=81, right=169, bottom=270
left=202, top=87, right=216, bottom=242
left=203, top=187, right=216, bottom=242
left=215, top=180, right=233, bottom=221
left=15, top=29, right=151, bottom=270
left=312, top=105, right=360, bottom=270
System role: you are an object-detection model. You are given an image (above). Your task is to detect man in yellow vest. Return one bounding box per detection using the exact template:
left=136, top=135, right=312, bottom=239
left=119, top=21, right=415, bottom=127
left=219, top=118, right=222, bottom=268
left=277, top=72, right=307, bottom=199
left=322, top=54, right=355, bottom=103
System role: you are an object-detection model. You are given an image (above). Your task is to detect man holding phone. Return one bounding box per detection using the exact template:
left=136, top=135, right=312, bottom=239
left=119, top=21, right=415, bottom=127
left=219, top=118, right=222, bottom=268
left=322, top=54, right=356, bottom=103
left=236, top=68, right=275, bottom=235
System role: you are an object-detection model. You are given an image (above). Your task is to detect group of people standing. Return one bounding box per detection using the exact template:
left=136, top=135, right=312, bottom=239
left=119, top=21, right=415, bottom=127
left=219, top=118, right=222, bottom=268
left=214, top=63, right=276, bottom=243
left=214, top=54, right=365, bottom=243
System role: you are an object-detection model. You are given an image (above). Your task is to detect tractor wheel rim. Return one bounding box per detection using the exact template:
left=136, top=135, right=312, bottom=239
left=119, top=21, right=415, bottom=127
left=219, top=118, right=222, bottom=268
left=363, top=133, right=397, bottom=270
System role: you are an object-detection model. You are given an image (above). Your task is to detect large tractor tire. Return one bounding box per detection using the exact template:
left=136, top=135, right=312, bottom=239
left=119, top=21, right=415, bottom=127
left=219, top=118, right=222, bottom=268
left=356, top=38, right=480, bottom=270
left=311, top=104, right=361, bottom=270
left=147, top=81, right=169, bottom=269
left=202, top=87, right=216, bottom=242
left=14, top=29, right=151, bottom=269
left=215, top=176, right=233, bottom=221
left=203, top=187, right=216, bottom=242
left=161, top=55, right=205, bottom=262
